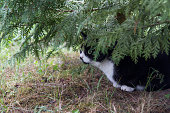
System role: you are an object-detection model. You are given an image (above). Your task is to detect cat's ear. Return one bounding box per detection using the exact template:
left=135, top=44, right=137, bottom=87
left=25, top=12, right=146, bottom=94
left=80, top=32, right=87, bottom=40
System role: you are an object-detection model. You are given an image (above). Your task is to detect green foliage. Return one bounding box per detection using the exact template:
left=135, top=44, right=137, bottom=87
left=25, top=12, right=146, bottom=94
left=72, top=109, right=80, bottom=113
left=0, top=0, right=169, bottom=64
left=165, top=94, right=170, bottom=99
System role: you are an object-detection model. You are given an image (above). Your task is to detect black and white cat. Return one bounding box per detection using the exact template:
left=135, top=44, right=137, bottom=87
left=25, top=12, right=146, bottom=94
left=80, top=33, right=170, bottom=92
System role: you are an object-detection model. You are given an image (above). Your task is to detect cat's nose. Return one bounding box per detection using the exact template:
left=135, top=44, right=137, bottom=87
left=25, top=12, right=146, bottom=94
left=80, top=56, right=83, bottom=59
left=80, top=56, right=83, bottom=60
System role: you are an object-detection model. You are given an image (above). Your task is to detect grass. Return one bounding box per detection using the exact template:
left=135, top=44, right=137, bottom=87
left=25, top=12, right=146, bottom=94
left=0, top=44, right=169, bottom=113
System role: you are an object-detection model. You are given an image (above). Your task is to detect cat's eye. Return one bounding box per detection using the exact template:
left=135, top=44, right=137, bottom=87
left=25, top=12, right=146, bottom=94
left=88, top=50, right=93, bottom=54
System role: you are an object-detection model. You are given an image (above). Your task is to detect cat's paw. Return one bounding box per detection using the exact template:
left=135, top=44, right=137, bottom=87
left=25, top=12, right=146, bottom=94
left=121, top=85, right=135, bottom=92
left=113, top=83, right=121, bottom=88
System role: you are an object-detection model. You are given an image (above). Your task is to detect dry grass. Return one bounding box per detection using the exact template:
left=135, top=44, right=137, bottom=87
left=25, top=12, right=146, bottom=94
left=0, top=52, right=169, bottom=113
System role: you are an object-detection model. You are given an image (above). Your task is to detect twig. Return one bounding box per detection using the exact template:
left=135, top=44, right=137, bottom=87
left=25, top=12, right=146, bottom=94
left=1, top=105, right=34, bottom=113
left=129, top=20, right=170, bottom=32
left=15, top=83, right=66, bottom=88
left=141, top=20, right=170, bottom=29
left=55, top=4, right=116, bottom=13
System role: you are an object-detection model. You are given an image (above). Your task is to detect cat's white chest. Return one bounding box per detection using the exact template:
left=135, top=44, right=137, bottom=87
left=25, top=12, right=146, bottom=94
left=91, top=59, right=121, bottom=88
left=92, top=60, right=114, bottom=78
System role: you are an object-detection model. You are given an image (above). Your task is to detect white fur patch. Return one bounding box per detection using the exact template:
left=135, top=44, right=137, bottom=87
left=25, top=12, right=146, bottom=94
left=121, top=85, right=135, bottom=92
left=113, top=82, right=121, bottom=88
left=136, top=85, right=145, bottom=91
left=91, top=59, right=121, bottom=88
left=80, top=51, right=91, bottom=63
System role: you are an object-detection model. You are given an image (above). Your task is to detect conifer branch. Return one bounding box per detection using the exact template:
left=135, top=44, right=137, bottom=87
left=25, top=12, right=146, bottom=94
left=141, top=20, right=170, bottom=29
left=131, top=20, right=170, bottom=31
left=55, top=4, right=117, bottom=13
left=0, top=0, right=169, bottom=63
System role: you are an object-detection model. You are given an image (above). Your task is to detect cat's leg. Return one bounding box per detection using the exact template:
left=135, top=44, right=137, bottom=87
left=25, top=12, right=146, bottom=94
left=121, top=85, right=135, bottom=92
left=113, top=82, right=121, bottom=88
left=136, top=85, right=145, bottom=91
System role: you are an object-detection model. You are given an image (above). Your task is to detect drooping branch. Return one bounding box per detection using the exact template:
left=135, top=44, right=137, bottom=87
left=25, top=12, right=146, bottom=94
left=141, top=20, right=170, bottom=29
left=132, top=20, right=170, bottom=33
left=55, top=3, right=118, bottom=13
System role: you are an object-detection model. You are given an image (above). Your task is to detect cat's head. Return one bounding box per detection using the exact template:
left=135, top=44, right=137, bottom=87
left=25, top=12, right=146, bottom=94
left=80, top=32, right=109, bottom=64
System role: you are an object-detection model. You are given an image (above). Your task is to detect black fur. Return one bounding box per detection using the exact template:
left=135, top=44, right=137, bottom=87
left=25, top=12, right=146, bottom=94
left=115, top=54, right=170, bottom=91
left=81, top=32, right=170, bottom=91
